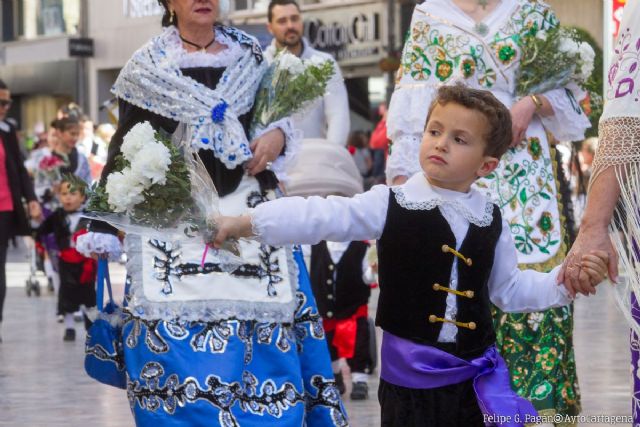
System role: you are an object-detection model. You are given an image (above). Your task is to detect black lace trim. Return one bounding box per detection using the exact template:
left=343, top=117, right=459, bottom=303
left=219, top=26, right=264, bottom=64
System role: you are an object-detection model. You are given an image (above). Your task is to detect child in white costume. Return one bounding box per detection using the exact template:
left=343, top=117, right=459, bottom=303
left=214, top=85, right=608, bottom=426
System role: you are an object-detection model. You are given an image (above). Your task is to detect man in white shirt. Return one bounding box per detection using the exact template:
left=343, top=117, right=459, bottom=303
left=264, top=0, right=350, bottom=146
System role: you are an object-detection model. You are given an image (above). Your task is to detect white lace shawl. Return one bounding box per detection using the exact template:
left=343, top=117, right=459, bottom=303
left=112, top=25, right=267, bottom=169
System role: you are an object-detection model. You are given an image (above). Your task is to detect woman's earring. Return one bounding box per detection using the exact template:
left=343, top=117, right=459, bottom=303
left=170, top=10, right=175, bottom=24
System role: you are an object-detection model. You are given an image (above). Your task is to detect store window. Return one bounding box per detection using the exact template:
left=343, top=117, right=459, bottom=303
left=16, top=0, right=80, bottom=39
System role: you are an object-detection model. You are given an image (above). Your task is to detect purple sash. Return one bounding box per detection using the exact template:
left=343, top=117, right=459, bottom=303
left=381, top=332, right=537, bottom=427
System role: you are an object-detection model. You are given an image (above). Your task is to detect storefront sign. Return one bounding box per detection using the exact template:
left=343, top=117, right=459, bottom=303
left=304, top=2, right=386, bottom=67
left=69, top=38, right=94, bottom=57
left=123, top=0, right=164, bottom=18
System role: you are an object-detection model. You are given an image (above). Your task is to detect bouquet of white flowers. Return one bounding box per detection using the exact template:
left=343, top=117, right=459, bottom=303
left=84, top=121, right=240, bottom=262
left=250, top=50, right=335, bottom=135
left=516, top=26, right=595, bottom=97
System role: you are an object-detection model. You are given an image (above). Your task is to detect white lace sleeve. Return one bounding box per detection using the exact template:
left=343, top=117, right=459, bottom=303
left=385, top=82, right=437, bottom=183
left=387, top=84, right=438, bottom=142
left=254, top=117, right=301, bottom=184
left=540, top=85, right=591, bottom=142
left=385, top=134, right=422, bottom=184
left=76, top=232, right=123, bottom=261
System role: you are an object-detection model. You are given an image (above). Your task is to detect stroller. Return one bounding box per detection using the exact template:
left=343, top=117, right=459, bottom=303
left=25, top=218, right=56, bottom=297
left=24, top=227, right=44, bottom=297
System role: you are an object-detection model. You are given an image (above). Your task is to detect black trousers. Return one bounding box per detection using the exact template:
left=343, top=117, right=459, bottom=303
left=326, top=316, right=373, bottom=374
left=378, top=378, right=484, bottom=427
left=0, top=211, right=13, bottom=323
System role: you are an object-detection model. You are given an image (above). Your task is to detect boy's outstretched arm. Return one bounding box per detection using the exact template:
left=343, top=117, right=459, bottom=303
left=212, top=185, right=390, bottom=248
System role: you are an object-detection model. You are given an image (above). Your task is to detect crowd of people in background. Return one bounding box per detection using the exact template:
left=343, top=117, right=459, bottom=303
left=0, top=90, right=115, bottom=342
left=0, top=0, right=629, bottom=425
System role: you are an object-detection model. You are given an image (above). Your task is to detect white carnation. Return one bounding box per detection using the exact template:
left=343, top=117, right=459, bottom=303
left=308, top=55, right=329, bottom=67
left=129, top=141, right=171, bottom=185
left=278, top=53, right=305, bottom=75
left=558, top=37, right=579, bottom=56
left=105, top=168, right=146, bottom=212
left=121, top=121, right=156, bottom=162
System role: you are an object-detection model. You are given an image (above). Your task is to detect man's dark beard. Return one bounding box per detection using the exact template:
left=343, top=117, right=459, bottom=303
left=279, top=31, right=301, bottom=48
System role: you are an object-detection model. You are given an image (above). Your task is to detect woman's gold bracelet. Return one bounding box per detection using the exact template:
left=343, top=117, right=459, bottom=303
left=530, top=94, right=543, bottom=111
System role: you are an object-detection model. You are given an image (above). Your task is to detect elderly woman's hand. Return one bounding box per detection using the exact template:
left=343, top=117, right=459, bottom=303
left=246, top=128, right=285, bottom=176
left=557, top=225, right=619, bottom=297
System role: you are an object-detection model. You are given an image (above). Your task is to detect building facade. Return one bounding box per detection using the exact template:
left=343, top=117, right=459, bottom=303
left=0, top=0, right=609, bottom=134
left=0, top=0, right=86, bottom=134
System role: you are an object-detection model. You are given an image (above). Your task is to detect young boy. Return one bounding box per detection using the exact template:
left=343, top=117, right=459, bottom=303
left=52, top=117, right=91, bottom=184
left=310, top=239, right=376, bottom=400
left=213, top=84, right=608, bottom=426
left=37, top=179, right=96, bottom=341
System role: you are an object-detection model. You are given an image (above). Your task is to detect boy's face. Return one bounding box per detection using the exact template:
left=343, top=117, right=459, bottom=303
left=58, top=125, right=80, bottom=149
left=58, top=183, right=85, bottom=212
left=419, top=102, right=499, bottom=192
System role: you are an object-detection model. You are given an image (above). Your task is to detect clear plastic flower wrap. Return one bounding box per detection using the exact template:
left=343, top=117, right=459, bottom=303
left=83, top=122, right=242, bottom=270
left=516, top=26, right=595, bottom=97
left=249, top=50, right=335, bottom=137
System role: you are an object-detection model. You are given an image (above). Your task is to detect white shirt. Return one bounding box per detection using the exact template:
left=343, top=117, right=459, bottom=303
left=264, top=38, right=350, bottom=146
left=252, top=173, right=572, bottom=342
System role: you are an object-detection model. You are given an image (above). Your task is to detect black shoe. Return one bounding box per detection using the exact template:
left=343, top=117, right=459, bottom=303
left=334, top=372, right=346, bottom=395
left=63, top=328, right=76, bottom=342
left=350, top=382, right=369, bottom=400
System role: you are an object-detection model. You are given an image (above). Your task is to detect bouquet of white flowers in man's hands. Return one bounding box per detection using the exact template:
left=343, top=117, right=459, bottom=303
left=516, top=26, right=595, bottom=97
left=84, top=121, right=241, bottom=264
left=250, top=50, right=335, bottom=136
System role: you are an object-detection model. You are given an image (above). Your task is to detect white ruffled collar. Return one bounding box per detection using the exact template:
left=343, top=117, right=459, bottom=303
left=392, top=173, right=495, bottom=227
left=163, top=25, right=245, bottom=69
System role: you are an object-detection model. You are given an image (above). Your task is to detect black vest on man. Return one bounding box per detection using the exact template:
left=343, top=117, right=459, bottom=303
left=310, top=241, right=370, bottom=319
left=376, top=189, right=503, bottom=359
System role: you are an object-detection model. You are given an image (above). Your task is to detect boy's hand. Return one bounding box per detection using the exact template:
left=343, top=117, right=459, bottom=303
left=579, top=250, right=610, bottom=290
left=211, top=215, right=253, bottom=249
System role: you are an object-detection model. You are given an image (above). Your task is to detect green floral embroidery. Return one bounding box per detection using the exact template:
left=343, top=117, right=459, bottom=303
left=399, top=24, right=496, bottom=88
left=435, top=60, right=453, bottom=81
left=480, top=148, right=559, bottom=256
left=531, top=381, right=553, bottom=400
left=493, top=304, right=580, bottom=416
left=478, top=69, right=496, bottom=88
left=411, top=21, right=430, bottom=43
left=527, top=137, right=542, bottom=160
left=538, top=211, right=553, bottom=234
left=534, top=347, right=558, bottom=373
left=496, top=43, right=517, bottom=63
left=461, top=58, right=476, bottom=78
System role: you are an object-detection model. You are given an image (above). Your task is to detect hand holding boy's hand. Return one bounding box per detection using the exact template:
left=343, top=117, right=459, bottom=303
left=578, top=250, right=610, bottom=291
left=211, top=215, right=253, bottom=249
left=28, top=200, right=42, bottom=220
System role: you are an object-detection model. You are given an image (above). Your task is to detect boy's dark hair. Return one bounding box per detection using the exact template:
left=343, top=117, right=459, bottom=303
left=0, top=79, right=7, bottom=90
left=61, top=175, right=87, bottom=196
left=53, top=117, right=80, bottom=132
left=268, top=0, right=300, bottom=22
left=425, top=83, right=512, bottom=158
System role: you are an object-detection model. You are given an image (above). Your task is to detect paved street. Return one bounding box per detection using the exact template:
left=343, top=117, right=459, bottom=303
left=0, top=240, right=633, bottom=426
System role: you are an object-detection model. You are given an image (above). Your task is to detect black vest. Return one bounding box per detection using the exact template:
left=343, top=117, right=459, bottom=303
left=310, top=241, right=370, bottom=319
left=376, top=189, right=502, bottom=358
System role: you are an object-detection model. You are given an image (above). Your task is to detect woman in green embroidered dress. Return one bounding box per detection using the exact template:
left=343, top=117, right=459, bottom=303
left=385, top=0, right=590, bottom=423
